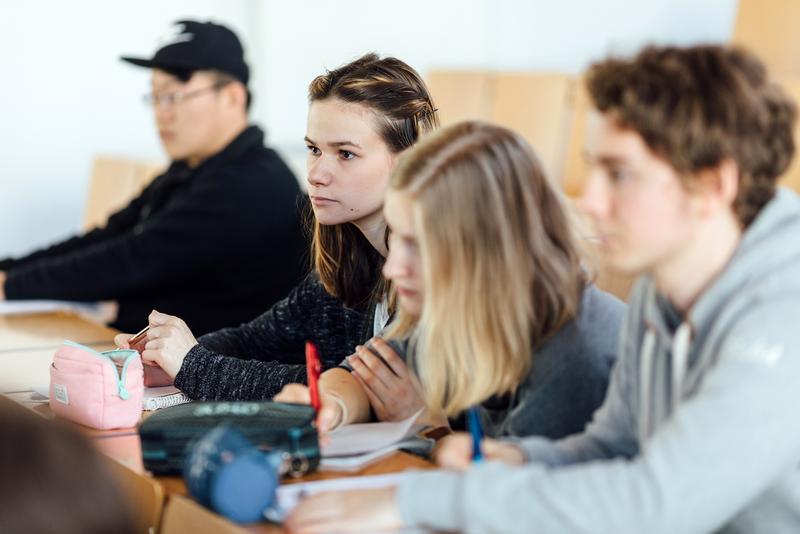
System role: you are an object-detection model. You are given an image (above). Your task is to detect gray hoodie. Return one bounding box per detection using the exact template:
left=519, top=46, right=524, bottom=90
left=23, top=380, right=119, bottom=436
left=396, top=188, right=800, bottom=534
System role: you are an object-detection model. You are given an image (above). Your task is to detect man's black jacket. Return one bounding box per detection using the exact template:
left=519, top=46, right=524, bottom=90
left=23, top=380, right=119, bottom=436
left=1, top=126, right=307, bottom=335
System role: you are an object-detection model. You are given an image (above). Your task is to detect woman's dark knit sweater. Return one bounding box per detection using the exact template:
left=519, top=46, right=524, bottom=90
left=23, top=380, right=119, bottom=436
left=174, top=274, right=376, bottom=400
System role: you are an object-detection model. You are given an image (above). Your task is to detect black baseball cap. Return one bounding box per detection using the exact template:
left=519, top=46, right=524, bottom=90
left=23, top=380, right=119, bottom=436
left=121, top=20, right=249, bottom=84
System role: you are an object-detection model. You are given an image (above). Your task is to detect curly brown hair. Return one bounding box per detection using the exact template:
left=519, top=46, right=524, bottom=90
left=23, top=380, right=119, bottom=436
left=587, top=45, right=797, bottom=227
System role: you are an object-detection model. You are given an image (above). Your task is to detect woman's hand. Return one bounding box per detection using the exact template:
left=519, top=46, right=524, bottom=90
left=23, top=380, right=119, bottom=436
left=115, top=310, right=198, bottom=379
left=434, top=432, right=526, bottom=470
left=284, top=487, right=402, bottom=533
left=275, top=383, right=347, bottom=433
left=348, top=337, right=425, bottom=422
left=114, top=323, right=174, bottom=386
left=114, top=331, right=147, bottom=353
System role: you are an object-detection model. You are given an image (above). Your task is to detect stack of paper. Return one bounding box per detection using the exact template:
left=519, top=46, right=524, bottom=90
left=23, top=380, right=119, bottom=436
left=320, top=410, right=432, bottom=471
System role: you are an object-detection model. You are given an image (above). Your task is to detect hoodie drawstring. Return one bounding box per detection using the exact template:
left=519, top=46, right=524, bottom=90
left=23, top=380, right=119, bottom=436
left=671, top=322, right=692, bottom=414
left=639, top=323, right=692, bottom=445
left=639, top=330, right=656, bottom=445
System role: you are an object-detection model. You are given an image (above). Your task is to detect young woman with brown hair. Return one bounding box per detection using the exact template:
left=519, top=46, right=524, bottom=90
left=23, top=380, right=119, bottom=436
left=114, top=53, right=438, bottom=400
left=278, top=121, right=624, bottom=441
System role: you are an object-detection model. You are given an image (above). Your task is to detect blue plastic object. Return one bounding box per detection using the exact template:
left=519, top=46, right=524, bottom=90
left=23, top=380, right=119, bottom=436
left=184, top=425, right=283, bottom=523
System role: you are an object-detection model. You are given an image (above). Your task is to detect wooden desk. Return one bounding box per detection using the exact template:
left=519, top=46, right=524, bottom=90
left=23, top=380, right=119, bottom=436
left=0, top=347, right=123, bottom=393
left=0, top=311, right=116, bottom=392
left=2, top=312, right=432, bottom=533
left=160, top=448, right=432, bottom=534
left=10, top=394, right=430, bottom=534
left=0, top=311, right=117, bottom=352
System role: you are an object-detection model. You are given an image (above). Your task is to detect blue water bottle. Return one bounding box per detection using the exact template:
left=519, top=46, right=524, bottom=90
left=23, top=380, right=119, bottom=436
left=184, top=425, right=285, bottom=523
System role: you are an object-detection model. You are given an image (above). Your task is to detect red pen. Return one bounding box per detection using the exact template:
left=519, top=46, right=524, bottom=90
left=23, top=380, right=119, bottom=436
left=305, top=341, right=322, bottom=411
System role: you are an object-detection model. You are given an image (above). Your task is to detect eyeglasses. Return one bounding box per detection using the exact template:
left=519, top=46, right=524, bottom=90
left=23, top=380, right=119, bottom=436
left=143, top=80, right=231, bottom=108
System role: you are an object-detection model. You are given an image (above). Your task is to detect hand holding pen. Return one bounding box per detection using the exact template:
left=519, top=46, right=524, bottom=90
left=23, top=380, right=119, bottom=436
left=433, top=425, right=526, bottom=470
left=275, top=341, right=349, bottom=435
left=305, top=341, right=322, bottom=411
left=113, top=324, right=150, bottom=352
left=467, top=406, right=484, bottom=462
left=304, top=341, right=350, bottom=432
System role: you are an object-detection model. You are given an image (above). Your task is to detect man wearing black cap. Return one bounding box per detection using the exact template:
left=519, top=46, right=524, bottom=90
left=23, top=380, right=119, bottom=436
left=0, top=20, right=306, bottom=336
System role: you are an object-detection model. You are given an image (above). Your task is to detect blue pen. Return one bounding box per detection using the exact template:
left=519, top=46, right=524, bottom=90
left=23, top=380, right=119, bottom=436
left=467, top=406, right=484, bottom=462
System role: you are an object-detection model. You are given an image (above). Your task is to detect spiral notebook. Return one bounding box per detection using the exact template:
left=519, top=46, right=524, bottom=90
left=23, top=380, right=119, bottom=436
left=142, top=386, right=191, bottom=411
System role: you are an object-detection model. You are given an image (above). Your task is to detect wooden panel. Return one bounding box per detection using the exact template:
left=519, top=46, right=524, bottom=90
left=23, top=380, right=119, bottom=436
left=562, top=76, right=591, bottom=197
left=777, top=78, right=800, bottom=194
left=732, top=0, right=800, bottom=77
left=491, top=73, right=574, bottom=183
left=426, top=70, right=492, bottom=126
left=427, top=70, right=576, bottom=188
left=83, top=156, right=163, bottom=231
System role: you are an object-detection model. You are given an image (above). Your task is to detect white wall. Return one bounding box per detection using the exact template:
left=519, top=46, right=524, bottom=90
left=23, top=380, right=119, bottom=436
left=0, top=0, right=738, bottom=258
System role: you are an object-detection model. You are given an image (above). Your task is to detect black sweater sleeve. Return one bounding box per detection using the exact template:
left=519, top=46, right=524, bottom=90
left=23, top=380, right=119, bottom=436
left=4, top=167, right=279, bottom=301
left=0, top=188, right=148, bottom=271
left=174, top=275, right=373, bottom=401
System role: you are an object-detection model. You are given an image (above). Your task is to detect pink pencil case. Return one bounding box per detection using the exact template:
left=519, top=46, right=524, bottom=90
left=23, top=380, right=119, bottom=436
left=49, top=340, right=144, bottom=429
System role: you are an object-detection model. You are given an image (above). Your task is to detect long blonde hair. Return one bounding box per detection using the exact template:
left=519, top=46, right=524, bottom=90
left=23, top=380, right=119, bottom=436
left=388, top=121, right=585, bottom=416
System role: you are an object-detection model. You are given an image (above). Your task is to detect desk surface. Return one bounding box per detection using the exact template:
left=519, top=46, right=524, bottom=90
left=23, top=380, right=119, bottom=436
left=9, top=393, right=431, bottom=534
left=0, top=311, right=117, bottom=352
left=0, top=312, right=116, bottom=392
left=2, top=312, right=431, bottom=533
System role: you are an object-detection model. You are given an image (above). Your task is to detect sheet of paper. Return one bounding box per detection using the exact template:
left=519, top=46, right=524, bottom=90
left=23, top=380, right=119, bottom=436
left=322, top=409, right=423, bottom=457
left=0, top=300, right=97, bottom=316
left=268, top=472, right=421, bottom=523
left=143, top=385, right=181, bottom=398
